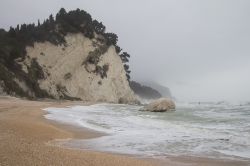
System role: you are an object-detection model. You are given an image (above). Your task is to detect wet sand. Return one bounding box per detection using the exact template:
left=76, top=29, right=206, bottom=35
left=0, top=96, right=249, bottom=166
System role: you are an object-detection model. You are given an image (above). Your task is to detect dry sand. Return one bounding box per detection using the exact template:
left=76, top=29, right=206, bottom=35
left=0, top=96, right=249, bottom=166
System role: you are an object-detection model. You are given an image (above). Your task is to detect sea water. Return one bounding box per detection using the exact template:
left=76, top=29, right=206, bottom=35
left=44, top=102, right=250, bottom=160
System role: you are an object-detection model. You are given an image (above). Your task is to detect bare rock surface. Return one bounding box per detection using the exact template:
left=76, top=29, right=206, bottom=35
left=140, top=98, right=175, bottom=112
left=23, top=33, right=138, bottom=104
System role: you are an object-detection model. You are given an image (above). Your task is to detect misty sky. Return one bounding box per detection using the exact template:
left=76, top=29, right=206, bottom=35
left=1, top=0, right=250, bottom=102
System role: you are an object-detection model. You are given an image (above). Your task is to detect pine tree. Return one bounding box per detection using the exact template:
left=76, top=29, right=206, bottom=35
left=8, top=26, right=16, bottom=37
left=38, top=20, right=41, bottom=27
left=49, top=14, right=54, bottom=23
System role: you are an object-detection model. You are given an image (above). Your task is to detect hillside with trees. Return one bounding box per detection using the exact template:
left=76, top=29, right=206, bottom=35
left=142, top=82, right=173, bottom=99
left=130, top=81, right=162, bottom=99
left=0, top=8, right=132, bottom=99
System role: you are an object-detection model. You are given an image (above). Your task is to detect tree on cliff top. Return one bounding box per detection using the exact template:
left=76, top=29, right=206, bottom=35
left=0, top=8, right=133, bottom=97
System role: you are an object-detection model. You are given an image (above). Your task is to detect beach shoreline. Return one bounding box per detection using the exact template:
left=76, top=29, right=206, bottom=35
left=0, top=96, right=249, bottom=166
left=0, top=96, right=158, bottom=166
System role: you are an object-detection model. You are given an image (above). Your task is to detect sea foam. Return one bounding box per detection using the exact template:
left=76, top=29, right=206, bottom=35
left=44, top=102, right=250, bottom=160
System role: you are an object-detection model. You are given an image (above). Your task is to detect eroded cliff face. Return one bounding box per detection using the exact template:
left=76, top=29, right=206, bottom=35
left=21, top=33, right=138, bottom=103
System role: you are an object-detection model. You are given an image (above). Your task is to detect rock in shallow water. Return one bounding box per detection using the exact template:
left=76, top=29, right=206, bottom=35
left=140, top=98, right=175, bottom=112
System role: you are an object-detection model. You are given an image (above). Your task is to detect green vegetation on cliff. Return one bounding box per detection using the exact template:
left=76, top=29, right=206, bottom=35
left=0, top=8, right=132, bottom=98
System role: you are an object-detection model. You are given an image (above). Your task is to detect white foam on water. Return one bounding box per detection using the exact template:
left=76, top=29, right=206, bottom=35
left=44, top=103, right=250, bottom=160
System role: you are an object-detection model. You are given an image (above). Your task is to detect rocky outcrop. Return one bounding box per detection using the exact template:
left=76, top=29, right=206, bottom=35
left=22, top=33, right=138, bottom=104
left=140, top=98, right=175, bottom=112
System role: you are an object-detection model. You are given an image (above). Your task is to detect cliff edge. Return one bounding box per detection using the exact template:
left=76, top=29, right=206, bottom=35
left=0, top=8, right=138, bottom=104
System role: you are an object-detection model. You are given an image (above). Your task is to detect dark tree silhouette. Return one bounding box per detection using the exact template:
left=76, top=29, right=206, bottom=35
left=115, top=45, right=122, bottom=54
left=104, top=33, right=118, bottom=46
left=8, top=27, right=16, bottom=37
left=92, top=20, right=106, bottom=34
left=120, top=52, right=130, bottom=63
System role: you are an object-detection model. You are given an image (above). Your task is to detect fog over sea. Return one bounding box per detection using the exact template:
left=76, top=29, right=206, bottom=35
left=44, top=102, right=250, bottom=161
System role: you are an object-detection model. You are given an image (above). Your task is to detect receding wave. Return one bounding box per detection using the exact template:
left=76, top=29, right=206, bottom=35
left=44, top=102, right=250, bottom=160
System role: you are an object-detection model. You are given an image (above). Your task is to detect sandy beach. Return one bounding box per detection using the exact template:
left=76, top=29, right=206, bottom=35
left=0, top=96, right=249, bottom=166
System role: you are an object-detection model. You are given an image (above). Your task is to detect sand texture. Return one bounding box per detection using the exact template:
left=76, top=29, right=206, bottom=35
left=0, top=97, right=154, bottom=166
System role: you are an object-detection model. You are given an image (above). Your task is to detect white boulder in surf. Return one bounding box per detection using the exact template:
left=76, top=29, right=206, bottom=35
left=140, top=98, right=175, bottom=112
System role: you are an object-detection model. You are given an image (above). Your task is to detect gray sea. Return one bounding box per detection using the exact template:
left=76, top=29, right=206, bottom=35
left=44, top=102, right=250, bottom=161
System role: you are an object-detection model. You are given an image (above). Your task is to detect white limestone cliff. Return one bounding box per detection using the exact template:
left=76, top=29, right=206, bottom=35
left=23, top=33, right=138, bottom=104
